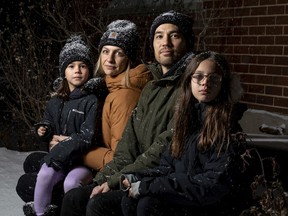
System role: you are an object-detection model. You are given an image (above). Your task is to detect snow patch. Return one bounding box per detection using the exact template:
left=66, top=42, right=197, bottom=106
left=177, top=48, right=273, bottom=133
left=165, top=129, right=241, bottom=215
left=0, top=148, right=31, bottom=216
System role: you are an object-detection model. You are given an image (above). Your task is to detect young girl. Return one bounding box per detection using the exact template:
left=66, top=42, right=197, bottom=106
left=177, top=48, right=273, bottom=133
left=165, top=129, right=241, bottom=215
left=83, top=19, right=152, bottom=171
left=120, top=51, right=249, bottom=216
left=23, top=35, right=102, bottom=216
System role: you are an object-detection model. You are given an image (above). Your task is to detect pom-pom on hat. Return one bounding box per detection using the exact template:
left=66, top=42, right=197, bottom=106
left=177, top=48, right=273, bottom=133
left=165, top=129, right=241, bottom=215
left=150, top=10, right=194, bottom=51
left=59, top=35, right=93, bottom=77
left=98, top=20, right=139, bottom=61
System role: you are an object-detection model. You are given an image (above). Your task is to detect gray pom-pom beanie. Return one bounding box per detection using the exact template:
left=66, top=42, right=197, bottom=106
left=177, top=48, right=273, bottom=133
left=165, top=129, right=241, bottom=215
left=150, top=10, right=194, bottom=51
left=98, top=20, right=139, bottom=61
left=59, top=35, right=93, bottom=77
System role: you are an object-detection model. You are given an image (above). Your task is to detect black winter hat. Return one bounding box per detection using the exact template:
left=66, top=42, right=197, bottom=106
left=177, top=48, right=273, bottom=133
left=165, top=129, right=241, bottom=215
left=59, top=35, right=93, bottom=77
left=150, top=10, right=194, bottom=51
left=98, top=20, right=139, bottom=61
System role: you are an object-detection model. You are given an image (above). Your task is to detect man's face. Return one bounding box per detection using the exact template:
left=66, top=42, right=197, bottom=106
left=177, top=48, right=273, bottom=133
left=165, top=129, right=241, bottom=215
left=153, top=23, right=188, bottom=74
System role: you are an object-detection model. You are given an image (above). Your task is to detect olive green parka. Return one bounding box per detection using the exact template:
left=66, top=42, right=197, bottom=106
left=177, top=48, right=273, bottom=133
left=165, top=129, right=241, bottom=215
left=93, top=52, right=194, bottom=188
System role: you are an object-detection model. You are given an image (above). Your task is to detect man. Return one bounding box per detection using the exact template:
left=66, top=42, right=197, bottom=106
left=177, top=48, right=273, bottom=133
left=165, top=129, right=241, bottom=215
left=60, top=10, right=195, bottom=216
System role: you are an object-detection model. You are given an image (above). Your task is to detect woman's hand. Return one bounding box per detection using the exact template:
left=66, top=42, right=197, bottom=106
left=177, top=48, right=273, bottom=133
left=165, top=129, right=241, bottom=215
left=90, top=182, right=110, bottom=198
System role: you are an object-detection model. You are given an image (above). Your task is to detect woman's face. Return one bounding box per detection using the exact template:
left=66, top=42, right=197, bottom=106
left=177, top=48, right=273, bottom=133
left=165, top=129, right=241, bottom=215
left=191, top=59, right=222, bottom=103
left=100, top=45, right=129, bottom=76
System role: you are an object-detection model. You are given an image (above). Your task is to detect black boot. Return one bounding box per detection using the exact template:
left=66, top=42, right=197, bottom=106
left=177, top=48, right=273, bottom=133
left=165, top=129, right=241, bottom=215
left=23, top=202, right=36, bottom=216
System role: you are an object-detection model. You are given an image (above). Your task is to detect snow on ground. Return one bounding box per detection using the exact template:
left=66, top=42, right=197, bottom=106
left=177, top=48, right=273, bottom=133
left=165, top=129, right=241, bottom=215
left=0, top=147, right=31, bottom=216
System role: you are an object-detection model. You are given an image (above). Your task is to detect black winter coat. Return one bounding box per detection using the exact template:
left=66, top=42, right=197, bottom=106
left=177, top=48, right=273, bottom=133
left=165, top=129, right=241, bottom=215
left=124, top=103, right=248, bottom=209
left=36, top=87, right=102, bottom=171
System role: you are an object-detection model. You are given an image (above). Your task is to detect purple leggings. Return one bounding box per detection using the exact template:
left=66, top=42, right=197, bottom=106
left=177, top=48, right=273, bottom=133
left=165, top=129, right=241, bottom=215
left=34, top=163, right=92, bottom=216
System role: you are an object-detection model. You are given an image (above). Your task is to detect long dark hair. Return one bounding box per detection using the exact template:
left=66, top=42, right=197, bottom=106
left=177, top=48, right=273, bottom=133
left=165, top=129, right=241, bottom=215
left=171, top=51, right=234, bottom=158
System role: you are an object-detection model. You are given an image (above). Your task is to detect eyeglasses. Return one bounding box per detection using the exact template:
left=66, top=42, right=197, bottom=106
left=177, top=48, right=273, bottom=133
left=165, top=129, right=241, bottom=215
left=191, top=73, right=222, bottom=84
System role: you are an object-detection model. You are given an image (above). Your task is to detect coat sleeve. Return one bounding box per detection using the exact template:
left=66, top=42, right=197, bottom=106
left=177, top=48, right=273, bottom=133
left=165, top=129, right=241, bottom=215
left=44, top=97, right=100, bottom=171
left=93, top=108, right=173, bottom=188
left=138, top=146, right=242, bottom=207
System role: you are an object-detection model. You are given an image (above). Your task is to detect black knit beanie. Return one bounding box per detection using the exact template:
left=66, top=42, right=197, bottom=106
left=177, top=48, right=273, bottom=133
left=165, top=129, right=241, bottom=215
left=149, top=10, right=194, bottom=51
left=98, top=20, right=139, bottom=61
left=59, top=35, right=93, bottom=77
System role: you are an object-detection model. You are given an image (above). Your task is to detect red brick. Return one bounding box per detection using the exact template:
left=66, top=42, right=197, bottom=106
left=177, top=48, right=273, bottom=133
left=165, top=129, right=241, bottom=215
left=242, top=36, right=258, bottom=44
left=258, top=56, right=274, bottom=65
left=266, top=66, right=286, bottom=75
left=234, top=46, right=249, bottom=54
left=227, top=36, right=242, bottom=44
left=260, top=0, right=277, bottom=5
left=256, top=95, right=274, bottom=105
left=250, top=65, right=266, bottom=74
left=275, top=36, right=288, bottom=45
left=284, top=26, right=288, bottom=34
left=243, top=17, right=259, bottom=26
left=266, top=46, right=283, bottom=55
left=248, top=84, right=265, bottom=93
left=273, top=76, right=288, bottom=85
left=284, top=88, right=288, bottom=96
left=274, top=97, right=288, bottom=107
left=228, top=0, right=243, bottom=7
left=234, top=27, right=249, bottom=35
left=259, top=16, right=276, bottom=25
left=241, top=74, right=256, bottom=83
left=241, top=83, right=249, bottom=92
left=275, top=56, right=288, bottom=65
left=242, top=55, right=257, bottom=64
left=242, top=93, right=257, bottom=103
left=235, top=8, right=250, bottom=16
left=244, top=0, right=260, bottom=6
left=277, top=0, right=288, bottom=3
left=266, top=26, right=283, bottom=35
left=248, top=46, right=265, bottom=55
left=249, top=26, right=265, bottom=35
left=276, top=15, right=288, bottom=24
left=251, top=6, right=268, bottom=16
left=265, top=86, right=283, bottom=96
left=268, top=6, right=285, bottom=15
left=258, top=36, right=275, bottom=44
left=234, top=64, right=249, bottom=73
left=255, top=75, right=274, bottom=84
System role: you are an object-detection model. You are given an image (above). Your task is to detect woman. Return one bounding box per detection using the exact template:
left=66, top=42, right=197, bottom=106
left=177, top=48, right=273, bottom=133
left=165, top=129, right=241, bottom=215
left=120, top=51, right=250, bottom=216
left=83, top=19, right=152, bottom=171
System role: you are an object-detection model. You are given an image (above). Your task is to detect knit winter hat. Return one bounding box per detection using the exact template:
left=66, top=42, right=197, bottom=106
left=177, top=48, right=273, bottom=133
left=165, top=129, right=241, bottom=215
left=150, top=10, right=194, bottom=51
left=59, top=35, right=93, bottom=77
left=98, top=20, right=139, bottom=61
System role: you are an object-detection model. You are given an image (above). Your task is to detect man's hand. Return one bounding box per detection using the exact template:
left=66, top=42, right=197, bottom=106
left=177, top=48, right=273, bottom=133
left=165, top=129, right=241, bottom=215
left=89, top=182, right=110, bottom=198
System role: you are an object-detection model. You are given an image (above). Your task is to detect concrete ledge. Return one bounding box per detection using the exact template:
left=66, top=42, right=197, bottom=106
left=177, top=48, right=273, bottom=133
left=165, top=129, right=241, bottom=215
left=246, top=133, right=288, bottom=152
left=240, top=109, right=288, bottom=135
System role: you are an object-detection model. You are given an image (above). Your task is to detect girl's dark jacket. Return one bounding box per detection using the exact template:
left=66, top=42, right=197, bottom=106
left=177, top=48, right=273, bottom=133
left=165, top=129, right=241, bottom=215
left=123, top=103, right=248, bottom=209
left=94, top=52, right=194, bottom=188
left=35, top=79, right=105, bottom=171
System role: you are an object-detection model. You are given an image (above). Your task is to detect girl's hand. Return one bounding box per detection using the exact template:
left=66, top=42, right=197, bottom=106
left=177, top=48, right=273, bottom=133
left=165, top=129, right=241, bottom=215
left=49, top=135, right=69, bottom=150
left=90, top=182, right=110, bottom=198
left=37, top=126, right=47, bottom=137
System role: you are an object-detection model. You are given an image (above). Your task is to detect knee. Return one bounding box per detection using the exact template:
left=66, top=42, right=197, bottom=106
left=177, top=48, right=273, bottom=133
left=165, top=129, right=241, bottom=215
left=63, top=177, right=81, bottom=193
left=86, top=195, right=104, bottom=216
left=62, top=188, right=78, bottom=206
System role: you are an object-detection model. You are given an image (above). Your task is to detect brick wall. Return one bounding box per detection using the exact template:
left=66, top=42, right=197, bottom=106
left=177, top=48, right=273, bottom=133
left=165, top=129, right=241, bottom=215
left=191, top=0, right=288, bottom=114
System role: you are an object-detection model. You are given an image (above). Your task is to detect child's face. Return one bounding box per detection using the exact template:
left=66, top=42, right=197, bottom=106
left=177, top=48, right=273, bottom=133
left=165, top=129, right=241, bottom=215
left=100, top=45, right=129, bottom=77
left=191, top=59, right=222, bottom=103
left=65, top=61, right=89, bottom=91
